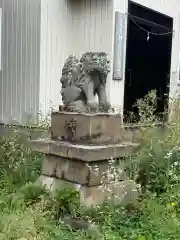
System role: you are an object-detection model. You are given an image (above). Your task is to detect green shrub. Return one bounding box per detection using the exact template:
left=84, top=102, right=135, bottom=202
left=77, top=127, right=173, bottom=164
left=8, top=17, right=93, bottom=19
left=1, top=92, right=180, bottom=239
left=124, top=91, right=180, bottom=196
left=20, top=183, right=48, bottom=206
left=0, top=126, right=42, bottom=193
left=51, top=186, right=80, bottom=219
left=133, top=90, right=158, bottom=124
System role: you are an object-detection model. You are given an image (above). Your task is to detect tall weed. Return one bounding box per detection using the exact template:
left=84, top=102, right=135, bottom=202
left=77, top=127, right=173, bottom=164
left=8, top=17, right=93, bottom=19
left=128, top=91, right=180, bottom=196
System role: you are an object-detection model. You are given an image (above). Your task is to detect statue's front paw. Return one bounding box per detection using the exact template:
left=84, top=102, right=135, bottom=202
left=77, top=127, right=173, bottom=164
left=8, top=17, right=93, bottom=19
left=99, top=102, right=111, bottom=112
left=68, top=100, right=86, bottom=112
left=87, top=101, right=98, bottom=111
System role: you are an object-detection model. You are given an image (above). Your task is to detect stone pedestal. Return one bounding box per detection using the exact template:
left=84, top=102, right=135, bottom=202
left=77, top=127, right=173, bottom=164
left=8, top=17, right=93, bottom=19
left=29, top=111, right=139, bottom=207
left=51, top=111, right=125, bottom=144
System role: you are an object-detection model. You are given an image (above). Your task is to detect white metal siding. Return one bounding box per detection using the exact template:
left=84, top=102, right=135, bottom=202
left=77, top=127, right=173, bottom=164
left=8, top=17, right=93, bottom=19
left=40, top=0, right=180, bottom=117
left=0, top=0, right=41, bottom=124
left=39, top=0, right=73, bottom=115
left=39, top=0, right=114, bottom=116
left=69, top=0, right=114, bottom=103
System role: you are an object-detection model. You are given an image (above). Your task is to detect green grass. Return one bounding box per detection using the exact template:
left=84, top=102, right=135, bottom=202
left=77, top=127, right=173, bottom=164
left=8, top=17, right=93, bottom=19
left=0, top=125, right=180, bottom=240
left=2, top=91, right=180, bottom=239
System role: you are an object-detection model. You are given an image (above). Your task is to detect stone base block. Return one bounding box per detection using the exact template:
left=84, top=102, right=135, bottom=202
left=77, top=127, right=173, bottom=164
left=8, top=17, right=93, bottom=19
left=36, top=175, right=138, bottom=207
left=42, top=154, right=126, bottom=186
left=29, top=139, right=140, bottom=161
left=51, top=111, right=123, bottom=144
left=80, top=180, right=138, bottom=207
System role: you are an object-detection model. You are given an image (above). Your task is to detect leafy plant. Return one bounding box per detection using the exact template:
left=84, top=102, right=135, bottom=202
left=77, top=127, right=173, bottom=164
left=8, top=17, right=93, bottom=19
left=133, top=90, right=159, bottom=124
left=20, top=183, right=48, bottom=206
left=51, top=186, right=80, bottom=219
left=2, top=93, right=180, bottom=239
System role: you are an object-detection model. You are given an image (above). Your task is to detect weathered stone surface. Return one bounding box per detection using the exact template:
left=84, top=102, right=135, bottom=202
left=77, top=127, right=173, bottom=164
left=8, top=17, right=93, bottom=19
left=36, top=175, right=81, bottom=192
left=63, top=160, right=89, bottom=185
left=42, top=155, right=68, bottom=178
left=41, top=155, right=89, bottom=184
left=51, top=111, right=123, bottom=144
left=88, top=161, right=109, bottom=186
left=41, top=155, right=126, bottom=186
left=87, top=161, right=126, bottom=186
left=42, top=155, right=57, bottom=176
left=29, top=139, right=140, bottom=162
left=36, top=175, right=63, bottom=192
left=29, top=139, right=51, bottom=154
left=80, top=180, right=138, bottom=207
left=36, top=176, right=138, bottom=207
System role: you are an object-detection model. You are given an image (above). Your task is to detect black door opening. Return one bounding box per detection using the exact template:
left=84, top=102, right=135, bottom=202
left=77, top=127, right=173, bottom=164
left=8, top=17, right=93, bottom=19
left=124, top=1, right=173, bottom=122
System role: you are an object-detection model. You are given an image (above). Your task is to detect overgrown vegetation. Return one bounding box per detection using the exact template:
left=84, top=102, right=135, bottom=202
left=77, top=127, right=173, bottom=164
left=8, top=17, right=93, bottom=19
left=1, top=90, right=180, bottom=239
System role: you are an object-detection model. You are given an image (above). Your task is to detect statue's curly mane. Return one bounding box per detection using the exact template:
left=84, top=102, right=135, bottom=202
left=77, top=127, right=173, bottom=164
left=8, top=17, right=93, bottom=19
left=60, top=55, right=79, bottom=88
left=60, top=52, right=111, bottom=112
left=60, top=52, right=110, bottom=89
left=80, top=52, right=110, bottom=75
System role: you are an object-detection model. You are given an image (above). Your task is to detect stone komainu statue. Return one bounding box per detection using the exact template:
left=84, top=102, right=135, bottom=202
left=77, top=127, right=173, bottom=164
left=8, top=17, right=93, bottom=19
left=60, top=52, right=111, bottom=112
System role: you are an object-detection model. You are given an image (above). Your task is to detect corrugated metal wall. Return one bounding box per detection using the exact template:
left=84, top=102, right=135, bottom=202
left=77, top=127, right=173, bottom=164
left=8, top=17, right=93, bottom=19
left=0, top=0, right=178, bottom=123
left=70, top=0, right=114, bottom=54
left=70, top=0, right=114, bottom=103
left=39, top=0, right=115, bottom=116
left=0, top=0, right=41, bottom=124
left=39, top=0, right=73, bottom=116
left=38, top=0, right=180, bottom=118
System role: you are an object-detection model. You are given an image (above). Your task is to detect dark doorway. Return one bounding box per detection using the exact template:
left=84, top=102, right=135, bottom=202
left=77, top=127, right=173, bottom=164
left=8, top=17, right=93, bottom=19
left=124, top=1, right=173, bottom=122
